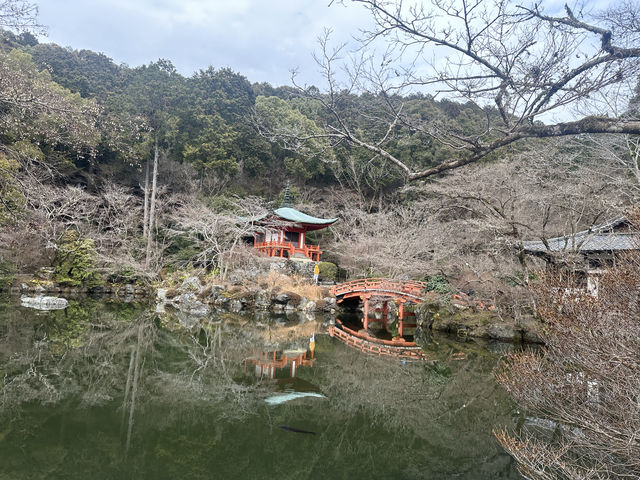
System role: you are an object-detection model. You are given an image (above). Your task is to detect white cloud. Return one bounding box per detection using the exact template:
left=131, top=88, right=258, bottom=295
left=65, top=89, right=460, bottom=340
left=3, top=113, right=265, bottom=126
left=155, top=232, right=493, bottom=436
left=35, top=0, right=372, bottom=85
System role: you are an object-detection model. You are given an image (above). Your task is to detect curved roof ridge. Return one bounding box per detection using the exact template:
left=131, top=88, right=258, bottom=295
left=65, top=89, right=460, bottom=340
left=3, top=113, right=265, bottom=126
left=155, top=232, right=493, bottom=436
left=273, top=207, right=338, bottom=225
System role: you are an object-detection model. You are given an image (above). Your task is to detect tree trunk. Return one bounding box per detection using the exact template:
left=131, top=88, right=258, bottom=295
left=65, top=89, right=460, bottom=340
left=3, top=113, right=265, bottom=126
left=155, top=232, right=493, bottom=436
left=121, top=347, right=136, bottom=433
left=142, top=159, right=150, bottom=239
left=125, top=324, right=144, bottom=456
left=145, top=140, right=159, bottom=269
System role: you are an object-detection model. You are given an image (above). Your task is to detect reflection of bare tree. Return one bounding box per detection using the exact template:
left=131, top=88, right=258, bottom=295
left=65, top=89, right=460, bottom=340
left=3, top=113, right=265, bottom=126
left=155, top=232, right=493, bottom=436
left=124, top=323, right=145, bottom=454
left=303, top=336, right=517, bottom=473
left=0, top=302, right=519, bottom=478
left=0, top=306, right=270, bottom=428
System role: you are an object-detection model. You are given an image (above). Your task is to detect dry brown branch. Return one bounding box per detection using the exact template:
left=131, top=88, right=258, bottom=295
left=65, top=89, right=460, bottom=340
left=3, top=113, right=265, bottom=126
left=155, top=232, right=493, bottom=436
left=495, top=214, right=640, bottom=478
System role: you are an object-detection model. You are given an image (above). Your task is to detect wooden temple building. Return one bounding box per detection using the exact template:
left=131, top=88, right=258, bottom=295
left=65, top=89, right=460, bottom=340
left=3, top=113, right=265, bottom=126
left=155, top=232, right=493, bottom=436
left=523, top=216, right=639, bottom=295
left=251, top=185, right=337, bottom=261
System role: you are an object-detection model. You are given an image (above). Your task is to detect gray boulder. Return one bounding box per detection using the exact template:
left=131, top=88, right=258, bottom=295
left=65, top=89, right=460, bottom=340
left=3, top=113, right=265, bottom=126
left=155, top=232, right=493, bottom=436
left=255, top=289, right=272, bottom=309
left=486, top=323, right=520, bottom=342
left=171, top=292, right=210, bottom=317
left=21, top=295, right=68, bottom=311
left=180, top=276, right=202, bottom=292
left=275, top=293, right=290, bottom=304
left=228, top=299, right=244, bottom=312
left=323, top=297, right=337, bottom=309
left=302, top=300, right=316, bottom=312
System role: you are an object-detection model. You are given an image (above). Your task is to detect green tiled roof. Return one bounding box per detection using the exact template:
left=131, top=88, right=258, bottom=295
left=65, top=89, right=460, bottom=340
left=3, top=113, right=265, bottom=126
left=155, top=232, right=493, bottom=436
left=273, top=207, right=338, bottom=225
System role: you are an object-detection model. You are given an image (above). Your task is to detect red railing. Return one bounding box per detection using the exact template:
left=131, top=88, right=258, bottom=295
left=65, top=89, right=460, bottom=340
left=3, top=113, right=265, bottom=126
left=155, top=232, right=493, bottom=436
left=329, top=326, right=428, bottom=360
left=334, top=318, right=417, bottom=344
left=330, top=278, right=427, bottom=301
left=255, top=240, right=322, bottom=261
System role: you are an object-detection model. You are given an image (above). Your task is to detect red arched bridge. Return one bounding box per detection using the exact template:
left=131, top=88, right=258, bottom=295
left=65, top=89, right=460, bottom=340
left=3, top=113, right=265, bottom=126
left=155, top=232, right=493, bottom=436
left=330, top=278, right=427, bottom=338
left=331, top=278, right=426, bottom=303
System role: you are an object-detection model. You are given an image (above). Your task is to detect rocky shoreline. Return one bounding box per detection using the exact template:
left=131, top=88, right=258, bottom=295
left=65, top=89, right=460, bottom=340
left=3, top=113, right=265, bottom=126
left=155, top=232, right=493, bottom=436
left=156, top=275, right=338, bottom=317
left=6, top=271, right=544, bottom=344
left=415, top=301, right=544, bottom=344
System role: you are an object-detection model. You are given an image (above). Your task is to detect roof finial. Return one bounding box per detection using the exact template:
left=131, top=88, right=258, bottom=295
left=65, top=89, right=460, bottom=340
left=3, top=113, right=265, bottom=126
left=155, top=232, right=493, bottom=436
left=282, top=179, right=291, bottom=208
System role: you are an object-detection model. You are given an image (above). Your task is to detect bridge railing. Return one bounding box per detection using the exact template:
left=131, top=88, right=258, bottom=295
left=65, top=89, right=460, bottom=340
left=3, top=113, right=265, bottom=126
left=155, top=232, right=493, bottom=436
left=329, top=326, right=427, bottom=360
left=330, top=278, right=427, bottom=298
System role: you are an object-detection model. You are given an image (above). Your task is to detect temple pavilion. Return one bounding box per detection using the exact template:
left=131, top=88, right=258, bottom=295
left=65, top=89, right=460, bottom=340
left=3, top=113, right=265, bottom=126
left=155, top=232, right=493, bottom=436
left=523, top=216, right=639, bottom=296
left=251, top=185, right=338, bottom=261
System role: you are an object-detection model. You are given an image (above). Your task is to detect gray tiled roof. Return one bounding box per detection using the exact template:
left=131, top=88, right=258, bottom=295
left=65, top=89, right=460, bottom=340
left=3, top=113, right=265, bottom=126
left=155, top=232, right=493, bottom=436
left=523, top=217, right=639, bottom=253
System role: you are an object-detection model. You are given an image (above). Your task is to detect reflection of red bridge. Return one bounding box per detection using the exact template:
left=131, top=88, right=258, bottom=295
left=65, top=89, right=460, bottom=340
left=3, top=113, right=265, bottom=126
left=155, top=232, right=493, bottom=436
left=329, top=320, right=428, bottom=360
left=330, top=278, right=426, bottom=335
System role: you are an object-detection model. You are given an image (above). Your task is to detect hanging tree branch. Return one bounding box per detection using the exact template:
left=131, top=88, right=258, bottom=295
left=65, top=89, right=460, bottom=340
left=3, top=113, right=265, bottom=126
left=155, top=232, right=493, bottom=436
left=257, top=1, right=640, bottom=183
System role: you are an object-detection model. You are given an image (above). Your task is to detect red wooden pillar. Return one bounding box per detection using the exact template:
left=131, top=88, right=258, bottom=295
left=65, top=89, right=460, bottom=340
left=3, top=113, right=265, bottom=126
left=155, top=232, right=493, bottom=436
left=398, top=301, right=405, bottom=337
left=363, top=295, right=370, bottom=330
left=382, top=301, right=388, bottom=329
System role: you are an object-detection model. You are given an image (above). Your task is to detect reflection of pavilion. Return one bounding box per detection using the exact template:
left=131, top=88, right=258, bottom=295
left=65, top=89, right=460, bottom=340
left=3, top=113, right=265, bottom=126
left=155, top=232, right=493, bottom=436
left=244, top=349, right=314, bottom=379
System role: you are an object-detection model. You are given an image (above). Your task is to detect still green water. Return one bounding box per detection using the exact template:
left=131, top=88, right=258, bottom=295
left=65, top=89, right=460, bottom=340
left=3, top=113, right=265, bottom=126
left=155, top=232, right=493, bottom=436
left=0, top=298, right=521, bottom=479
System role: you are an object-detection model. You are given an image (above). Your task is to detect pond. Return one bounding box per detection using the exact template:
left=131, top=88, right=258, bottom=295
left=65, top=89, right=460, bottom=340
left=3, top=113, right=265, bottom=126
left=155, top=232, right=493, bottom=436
left=0, top=297, right=522, bottom=479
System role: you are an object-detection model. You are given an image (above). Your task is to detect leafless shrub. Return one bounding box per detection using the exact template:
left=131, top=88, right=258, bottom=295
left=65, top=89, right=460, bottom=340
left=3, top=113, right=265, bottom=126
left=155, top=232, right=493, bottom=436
left=495, top=215, right=640, bottom=479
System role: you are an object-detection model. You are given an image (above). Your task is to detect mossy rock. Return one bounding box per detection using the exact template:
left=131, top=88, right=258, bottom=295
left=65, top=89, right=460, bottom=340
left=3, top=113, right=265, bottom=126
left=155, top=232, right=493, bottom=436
left=165, top=288, right=179, bottom=299
left=315, top=299, right=328, bottom=310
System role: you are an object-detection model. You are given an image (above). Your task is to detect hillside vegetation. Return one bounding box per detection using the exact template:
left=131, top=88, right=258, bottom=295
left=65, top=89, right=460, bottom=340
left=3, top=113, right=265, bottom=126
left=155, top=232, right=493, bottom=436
left=0, top=30, right=636, bottom=316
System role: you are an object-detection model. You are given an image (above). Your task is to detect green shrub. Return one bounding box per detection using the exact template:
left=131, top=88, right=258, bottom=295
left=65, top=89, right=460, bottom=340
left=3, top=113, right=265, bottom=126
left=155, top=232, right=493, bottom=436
left=165, top=233, right=200, bottom=264
left=54, top=230, right=102, bottom=288
left=107, top=267, right=138, bottom=284
left=0, top=260, right=16, bottom=291
left=425, top=274, right=451, bottom=294
left=317, top=261, right=338, bottom=281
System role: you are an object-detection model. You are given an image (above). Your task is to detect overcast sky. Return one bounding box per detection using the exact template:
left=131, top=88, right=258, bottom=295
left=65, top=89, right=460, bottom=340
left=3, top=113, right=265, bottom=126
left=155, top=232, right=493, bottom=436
left=35, top=0, right=373, bottom=86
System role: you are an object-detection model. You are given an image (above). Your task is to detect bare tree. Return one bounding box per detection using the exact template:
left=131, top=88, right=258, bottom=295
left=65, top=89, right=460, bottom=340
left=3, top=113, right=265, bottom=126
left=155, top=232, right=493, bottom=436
left=576, top=133, right=640, bottom=200
left=169, top=196, right=267, bottom=278
left=430, top=142, right=632, bottom=274
left=495, top=244, right=640, bottom=479
left=260, top=1, right=640, bottom=182
left=0, top=0, right=42, bottom=33
left=144, top=140, right=159, bottom=269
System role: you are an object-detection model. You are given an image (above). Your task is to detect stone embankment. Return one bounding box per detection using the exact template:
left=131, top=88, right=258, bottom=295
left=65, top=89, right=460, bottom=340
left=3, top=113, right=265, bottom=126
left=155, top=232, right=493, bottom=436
left=9, top=278, right=151, bottom=300
left=414, top=301, right=544, bottom=344
left=156, top=275, right=337, bottom=318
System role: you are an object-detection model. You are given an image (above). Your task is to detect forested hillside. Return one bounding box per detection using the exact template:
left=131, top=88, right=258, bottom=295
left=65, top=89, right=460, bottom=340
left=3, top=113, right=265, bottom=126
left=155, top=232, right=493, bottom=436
left=2, top=3, right=640, bottom=477
left=2, top=29, right=503, bottom=194
left=0, top=28, right=637, bottom=311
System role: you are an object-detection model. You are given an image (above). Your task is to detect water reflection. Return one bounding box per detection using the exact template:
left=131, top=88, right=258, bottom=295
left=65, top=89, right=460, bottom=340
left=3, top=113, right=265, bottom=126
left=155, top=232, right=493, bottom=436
left=245, top=348, right=315, bottom=379
left=0, top=298, right=521, bottom=479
